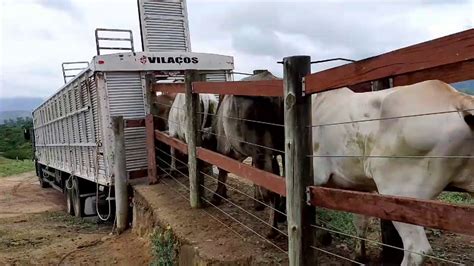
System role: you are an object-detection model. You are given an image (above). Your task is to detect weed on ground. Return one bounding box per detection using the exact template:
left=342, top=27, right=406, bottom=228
left=151, top=226, right=178, bottom=266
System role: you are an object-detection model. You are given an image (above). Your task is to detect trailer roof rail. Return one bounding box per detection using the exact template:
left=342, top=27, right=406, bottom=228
left=95, top=28, right=135, bottom=55
left=61, top=61, right=89, bottom=84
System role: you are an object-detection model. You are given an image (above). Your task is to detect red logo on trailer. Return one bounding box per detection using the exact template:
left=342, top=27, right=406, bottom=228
left=139, top=55, right=147, bottom=64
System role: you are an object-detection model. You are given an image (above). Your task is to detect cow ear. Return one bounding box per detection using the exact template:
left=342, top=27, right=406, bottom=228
left=464, top=113, right=474, bottom=129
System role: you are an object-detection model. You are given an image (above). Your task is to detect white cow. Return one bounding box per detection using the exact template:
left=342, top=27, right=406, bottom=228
left=312, top=80, right=474, bottom=265
left=168, top=93, right=218, bottom=170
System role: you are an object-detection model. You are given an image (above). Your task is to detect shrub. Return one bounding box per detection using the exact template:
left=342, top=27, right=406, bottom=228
left=151, top=226, right=178, bottom=266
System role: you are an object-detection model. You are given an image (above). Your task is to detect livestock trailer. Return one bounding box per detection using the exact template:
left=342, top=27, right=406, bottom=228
left=32, top=51, right=233, bottom=218
left=32, top=0, right=233, bottom=219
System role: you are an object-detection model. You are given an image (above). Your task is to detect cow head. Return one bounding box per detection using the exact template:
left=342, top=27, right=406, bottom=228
left=201, top=127, right=217, bottom=151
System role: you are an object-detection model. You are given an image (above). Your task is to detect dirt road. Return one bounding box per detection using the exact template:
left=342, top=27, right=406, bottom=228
left=0, top=172, right=152, bottom=265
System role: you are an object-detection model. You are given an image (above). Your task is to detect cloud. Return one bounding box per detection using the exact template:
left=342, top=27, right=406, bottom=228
left=36, top=0, right=83, bottom=20
left=0, top=0, right=472, bottom=99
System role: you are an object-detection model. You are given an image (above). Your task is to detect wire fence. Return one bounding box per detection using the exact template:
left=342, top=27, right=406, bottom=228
left=154, top=101, right=284, bottom=155
left=149, top=81, right=473, bottom=265
left=308, top=108, right=474, bottom=128
left=305, top=88, right=473, bottom=265
left=154, top=148, right=289, bottom=255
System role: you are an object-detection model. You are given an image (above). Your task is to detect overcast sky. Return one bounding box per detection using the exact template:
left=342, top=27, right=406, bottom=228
left=0, top=0, right=473, bottom=99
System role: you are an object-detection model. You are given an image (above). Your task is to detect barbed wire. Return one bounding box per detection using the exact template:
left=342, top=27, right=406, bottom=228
left=308, top=108, right=474, bottom=128
left=156, top=156, right=189, bottom=179
left=155, top=146, right=189, bottom=168
left=154, top=114, right=187, bottom=128
left=159, top=176, right=247, bottom=242
left=308, top=154, right=474, bottom=159
left=200, top=170, right=287, bottom=217
left=154, top=102, right=186, bottom=112
left=200, top=183, right=288, bottom=237
left=156, top=147, right=287, bottom=222
left=317, top=212, right=469, bottom=260
left=156, top=150, right=288, bottom=249
left=156, top=144, right=287, bottom=217
left=200, top=194, right=288, bottom=254
left=309, top=245, right=365, bottom=265
left=157, top=164, right=287, bottom=254
left=198, top=111, right=284, bottom=128
left=199, top=130, right=285, bottom=154
left=310, top=224, right=463, bottom=265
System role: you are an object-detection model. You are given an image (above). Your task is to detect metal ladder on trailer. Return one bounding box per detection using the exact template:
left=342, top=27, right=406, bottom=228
left=137, top=0, right=231, bottom=82
left=62, top=61, right=89, bottom=84
left=95, top=28, right=135, bottom=55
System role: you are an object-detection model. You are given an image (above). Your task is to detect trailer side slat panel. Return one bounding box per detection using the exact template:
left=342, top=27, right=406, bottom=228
left=105, top=72, right=148, bottom=173
left=32, top=71, right=108, bottom=184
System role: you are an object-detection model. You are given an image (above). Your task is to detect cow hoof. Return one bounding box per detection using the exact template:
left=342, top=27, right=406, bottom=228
left=316, top=230, right=332, bottom=246
left=276, top=212, right=286, bottom=223
left=354, top=255, right=369, bottom=264
left=254, top=201, right=265, bottom=211
left=210, top=195, right=223, bottom=206
left=266, top=230, right=280, bottom=239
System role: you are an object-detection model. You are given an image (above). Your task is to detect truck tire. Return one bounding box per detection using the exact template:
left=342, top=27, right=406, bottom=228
left=39, top=176, right=50, bottom=188
left=71, top=177, right=84, bottom=218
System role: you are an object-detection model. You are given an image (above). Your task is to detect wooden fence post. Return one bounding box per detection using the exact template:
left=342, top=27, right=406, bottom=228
left=283, top=55, right=313, bottom=265
left=145, top=74, right=159, bottom=184
left=186, top=70, right=203, bottom=208
left=112, top=116, right=128, bottom=233
left=145, top=114, right=158, bottom=184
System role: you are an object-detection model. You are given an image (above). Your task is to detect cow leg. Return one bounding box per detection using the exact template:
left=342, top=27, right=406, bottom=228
left=253, top=185, right=265, bottom=211
left=353, top=214, right=369, bottom=263
left=252, top=157, right=265, bottom=211
left=211, top=169, right=228, bottom=205
left=267, top=193, right=280, bottom=239
left=255, top=155, right=282, bottom=239
left=271, top=156, right=286, bottom=223
left=373, top=170, right=436, bottom=265
left=391, top=222, right=431, bottom=266
left=381, top=219, right=404, bottom=264
left=253, top=156, right=280, bottom=212
left=170, top=147, right=177, bottom=174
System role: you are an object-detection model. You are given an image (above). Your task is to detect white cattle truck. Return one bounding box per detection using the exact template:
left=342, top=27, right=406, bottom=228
left=32, top=0, right=233, bottom=219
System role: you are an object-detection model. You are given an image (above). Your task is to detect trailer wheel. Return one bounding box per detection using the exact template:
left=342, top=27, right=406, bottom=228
left=39, top=176, right=50, bottom=188
left=71, top=177, right=84, bottom=217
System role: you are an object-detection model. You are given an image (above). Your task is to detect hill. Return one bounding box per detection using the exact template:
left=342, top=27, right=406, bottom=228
left=0, top=97, right=43, bottom=124
left=0, top=111, right=32, bottom=124
left=452, top=80, right=474, bottom=95
left=0, top=97, right=43, bottom=112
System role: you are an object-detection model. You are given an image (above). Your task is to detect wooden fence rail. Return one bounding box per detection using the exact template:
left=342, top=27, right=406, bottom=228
left=308, top=186, right=474, bottom=236
left=145, top=29, right=474, bottom=266
left=305, top=29, right=474, bottom=93
left=197, top=147, right=286, bottom=196
left=150, top=123, right=474, bottom=236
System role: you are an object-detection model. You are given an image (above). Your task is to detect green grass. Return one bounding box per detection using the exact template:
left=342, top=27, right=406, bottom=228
left=314, top=192, right=472, bottom=243
left=438, top=192, right=473, bottom=205
left=0, top=156, right=35, bottom=177
left=151, top=226, right=178, bottom=266
left=317, top=208, right=356, bottom=236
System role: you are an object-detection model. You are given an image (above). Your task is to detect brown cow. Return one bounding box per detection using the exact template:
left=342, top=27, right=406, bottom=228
left=202, top=70, right=286, bottom=238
